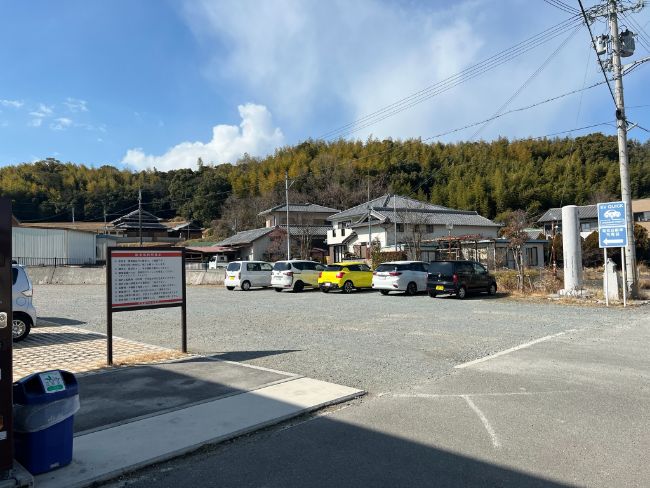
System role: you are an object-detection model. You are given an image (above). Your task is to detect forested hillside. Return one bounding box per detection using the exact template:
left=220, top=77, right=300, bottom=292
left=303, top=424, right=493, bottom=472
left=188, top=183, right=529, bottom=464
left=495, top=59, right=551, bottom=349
left=2, top=134, right=649, bottom=235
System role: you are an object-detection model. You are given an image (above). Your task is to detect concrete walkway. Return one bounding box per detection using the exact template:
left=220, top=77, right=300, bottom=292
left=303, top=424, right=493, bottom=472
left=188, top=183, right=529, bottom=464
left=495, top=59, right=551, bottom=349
left=34, top=357, right=364, bottom=488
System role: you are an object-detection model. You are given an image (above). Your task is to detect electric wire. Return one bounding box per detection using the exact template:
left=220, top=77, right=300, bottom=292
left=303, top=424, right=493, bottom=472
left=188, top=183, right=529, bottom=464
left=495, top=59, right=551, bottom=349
left=470, top=23, right=582, bottom=140
left=543, top=0, right=580, bottom=15
left=578, top=0, right=618, bottom=106
left=319, top=14, right=584, bottom=140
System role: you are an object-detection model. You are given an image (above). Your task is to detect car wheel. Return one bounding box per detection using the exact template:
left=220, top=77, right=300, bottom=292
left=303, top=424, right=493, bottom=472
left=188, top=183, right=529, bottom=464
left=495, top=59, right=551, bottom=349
left=457, top=286, right=467, bottom=299
left=380, top=290, right=390, bottom=295
left=226, top=286, right=235, bottom=291
left=488, top=283, right=497, bottom=296
left=274, top=288, right=283, bottom=293
left=293, top=281, right=304, bottom=293
left=342, top=281, right=354, bottom=294
left=406, top=282, right=417, bottom=296
left=12, top=314, right=32, bottom=342
left=241, top=280, right=251, bottom=291
left=428, top=290, right=437, bottom=298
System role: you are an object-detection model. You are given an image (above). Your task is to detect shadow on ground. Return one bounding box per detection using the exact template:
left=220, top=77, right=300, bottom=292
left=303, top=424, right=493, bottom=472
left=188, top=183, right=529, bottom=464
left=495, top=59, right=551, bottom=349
left=15, top=331, right=104, bottom=348
left=207, top=350, right=300, bottom=362
left=38, top=317, right=87, bottom=326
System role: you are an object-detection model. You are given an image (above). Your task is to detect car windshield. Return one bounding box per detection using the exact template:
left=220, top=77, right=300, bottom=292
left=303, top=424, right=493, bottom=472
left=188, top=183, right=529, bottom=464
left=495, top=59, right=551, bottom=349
left=375, top=263, right=409, bottom=272
left=226, top=262, right=241, bottom=272
left=325, top=265, right=343, bottom=271
left=428, top=262, right=454, bottom=274
left=273, top=262, right=291, bottom=271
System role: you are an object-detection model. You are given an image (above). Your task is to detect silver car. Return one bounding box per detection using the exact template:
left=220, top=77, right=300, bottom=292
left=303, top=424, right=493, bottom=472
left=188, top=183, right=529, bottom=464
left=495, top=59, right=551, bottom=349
left=12, top=264, right=37, bottom=341
left=371, top=261, right=429, bottom=296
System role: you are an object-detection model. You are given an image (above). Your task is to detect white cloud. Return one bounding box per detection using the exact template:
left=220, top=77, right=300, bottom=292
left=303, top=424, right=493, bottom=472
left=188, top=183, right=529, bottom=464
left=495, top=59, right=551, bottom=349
left=50, top=117, right=73, bottom=131
left=64, top=97, right=88, bottom=112
left=122, top=103, right=284, bottom=170
left=0, top=99, right=23, bottom=109
left=28, top=103, right=54, bottom=127
left=182, top=0, right=615, bottom=142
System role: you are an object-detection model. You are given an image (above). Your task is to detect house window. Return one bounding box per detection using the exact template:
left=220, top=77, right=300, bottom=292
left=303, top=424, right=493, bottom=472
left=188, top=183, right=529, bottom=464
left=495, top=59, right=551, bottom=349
left=413, top=224, right=420, bottom=232
left=526, top=247, right=539, bottom=267
left=396, top=223, right=404, bottom=232
left=426, top=224, right=434, bottom=233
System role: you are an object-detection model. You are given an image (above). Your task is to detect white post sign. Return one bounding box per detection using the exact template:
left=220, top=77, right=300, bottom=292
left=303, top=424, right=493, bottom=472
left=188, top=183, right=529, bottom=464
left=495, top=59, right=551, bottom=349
left=110, top=249, right=183, bottom=310
left=106, top=247, right=187, bottom=364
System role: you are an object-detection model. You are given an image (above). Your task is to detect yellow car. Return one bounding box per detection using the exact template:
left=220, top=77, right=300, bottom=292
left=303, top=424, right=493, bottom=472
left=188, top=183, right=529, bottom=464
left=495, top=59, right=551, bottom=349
left=318, top=261, right=373, bottom=293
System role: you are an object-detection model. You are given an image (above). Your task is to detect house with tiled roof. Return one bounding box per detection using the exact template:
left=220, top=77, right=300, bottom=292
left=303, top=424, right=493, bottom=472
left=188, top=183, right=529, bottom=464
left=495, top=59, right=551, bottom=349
left=326, top=194, right=501, bottom=262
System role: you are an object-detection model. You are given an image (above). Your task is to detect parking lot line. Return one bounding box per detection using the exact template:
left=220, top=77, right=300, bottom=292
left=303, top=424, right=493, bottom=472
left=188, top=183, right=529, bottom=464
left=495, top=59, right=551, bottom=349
left=461, top=395, right=501, bottom=449
left=454, top=329, right=577, bottom=369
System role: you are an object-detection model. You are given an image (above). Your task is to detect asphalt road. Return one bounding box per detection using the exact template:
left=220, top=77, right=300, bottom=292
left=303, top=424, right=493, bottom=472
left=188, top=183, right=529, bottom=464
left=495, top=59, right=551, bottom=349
left=35, top=285, right=650, bottom=487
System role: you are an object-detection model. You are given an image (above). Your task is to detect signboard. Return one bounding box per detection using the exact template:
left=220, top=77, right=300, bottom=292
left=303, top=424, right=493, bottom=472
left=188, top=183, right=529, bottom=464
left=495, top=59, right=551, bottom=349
left=109, top=249, right=184, bottom=311
left=0, top=198, right=13, bottom=473
left=40, top=371, right=66, bottom=393
left=106, top=247, right=187, bottom=364
left=597, top=201, right=628, bottom=248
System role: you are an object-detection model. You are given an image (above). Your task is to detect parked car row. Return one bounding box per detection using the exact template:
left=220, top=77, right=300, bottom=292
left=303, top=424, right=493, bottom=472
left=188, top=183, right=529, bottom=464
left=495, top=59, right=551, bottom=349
left=224, top=259, right=498, bottom=299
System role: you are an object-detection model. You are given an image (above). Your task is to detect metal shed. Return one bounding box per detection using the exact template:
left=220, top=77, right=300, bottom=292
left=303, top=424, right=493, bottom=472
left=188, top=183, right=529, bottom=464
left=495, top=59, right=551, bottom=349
left=12, top=226, right=97, bottom=266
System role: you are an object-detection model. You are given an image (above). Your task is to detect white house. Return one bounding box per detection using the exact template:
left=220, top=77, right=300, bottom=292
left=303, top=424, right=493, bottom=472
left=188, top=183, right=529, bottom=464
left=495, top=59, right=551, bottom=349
left=326, top=194, right=502, bottom=262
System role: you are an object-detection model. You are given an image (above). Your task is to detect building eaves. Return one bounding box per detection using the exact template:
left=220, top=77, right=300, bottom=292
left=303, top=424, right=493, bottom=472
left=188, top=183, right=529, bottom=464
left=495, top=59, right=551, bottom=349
left=214, top=227, right=275, bottom=246
left=537, top=205, right=597, bottom=223
left=259, top=203, right=340, bottom=216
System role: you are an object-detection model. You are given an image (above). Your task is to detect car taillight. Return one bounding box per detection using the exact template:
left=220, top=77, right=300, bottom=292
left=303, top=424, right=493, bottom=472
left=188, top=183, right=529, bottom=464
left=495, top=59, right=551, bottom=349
left=389, top=272, right=402, bottom=276
left=237, top=272, right=241, bottom=279
left=285, top=271, right=294, bottom=277
left=372, top=271, right=377, bottom=275
left=318, top=272, right=323, bottom=278
left=453, top=273, right=458, bottom=284
left=336, top=272, right=345, bottom=279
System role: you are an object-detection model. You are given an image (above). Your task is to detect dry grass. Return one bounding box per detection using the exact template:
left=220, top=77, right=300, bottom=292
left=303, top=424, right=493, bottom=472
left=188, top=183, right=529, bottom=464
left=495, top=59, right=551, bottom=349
left=493, top=268, right=562, bottom=296
left=91, top=351, right=189, bottom=370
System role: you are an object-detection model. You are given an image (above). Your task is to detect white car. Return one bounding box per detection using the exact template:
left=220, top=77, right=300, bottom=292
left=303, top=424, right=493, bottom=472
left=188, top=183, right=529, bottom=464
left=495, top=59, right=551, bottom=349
left=225, top=261, right=273, bottom=291
left=372, top=261, right=429, bottom=296
left=12, top=264, right=37, bottom=342
left=208, top=255, right=228, bottom=269
left=271, top=260, right=325, bottom=292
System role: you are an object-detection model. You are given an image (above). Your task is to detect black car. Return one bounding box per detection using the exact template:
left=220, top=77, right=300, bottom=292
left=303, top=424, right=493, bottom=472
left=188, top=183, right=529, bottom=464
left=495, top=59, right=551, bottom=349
left=426, top=260, right=497, bottom=299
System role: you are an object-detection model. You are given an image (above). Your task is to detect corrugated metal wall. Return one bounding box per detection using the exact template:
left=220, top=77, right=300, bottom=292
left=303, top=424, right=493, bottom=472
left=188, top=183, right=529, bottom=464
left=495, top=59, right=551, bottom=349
left=12, top=227, right=96, bottom=265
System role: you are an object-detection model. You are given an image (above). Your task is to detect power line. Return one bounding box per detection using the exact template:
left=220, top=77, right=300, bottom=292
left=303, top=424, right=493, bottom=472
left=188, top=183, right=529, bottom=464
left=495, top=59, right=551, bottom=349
left=470, top=22, right=582, bottom=140
left=419, top=80, right=607, bottom=142
left=543, top=0, right=580, bottom=15
left=578, top=0, right=618, bottom=106
left=319, top=14, right=583, bottom=140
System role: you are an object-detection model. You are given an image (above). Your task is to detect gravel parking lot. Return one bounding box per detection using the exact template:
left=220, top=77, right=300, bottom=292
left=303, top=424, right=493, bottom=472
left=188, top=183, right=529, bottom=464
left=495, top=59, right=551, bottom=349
left=32, top=285, right=624, bottom=391
left=34, top=285, right=650, bottom=487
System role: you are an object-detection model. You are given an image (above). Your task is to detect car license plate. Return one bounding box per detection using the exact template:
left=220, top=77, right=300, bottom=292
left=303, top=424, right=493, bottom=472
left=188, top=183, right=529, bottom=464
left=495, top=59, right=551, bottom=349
left=436, top=285, right=444, bottom=291
left=229, top=276, right=235, bottom=280
left=324, top=282, right=331, bottom=287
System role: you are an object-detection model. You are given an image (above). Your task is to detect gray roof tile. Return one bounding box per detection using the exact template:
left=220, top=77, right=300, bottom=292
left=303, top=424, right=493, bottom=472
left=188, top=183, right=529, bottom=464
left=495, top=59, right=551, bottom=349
left=214, top=227, right=275, bottom=246
left=259, top=203, right=339, bottom=215
left=537, top=205, right=597, bottom=223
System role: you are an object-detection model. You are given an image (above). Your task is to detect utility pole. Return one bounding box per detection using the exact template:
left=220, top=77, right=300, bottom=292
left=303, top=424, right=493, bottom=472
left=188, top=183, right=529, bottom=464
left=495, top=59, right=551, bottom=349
left=367, top=175, right=372, bottom=260
left=393, top=194, right=398, bottom=252
left=138, top=189, right=143, bottom=246
left=71, top=205, right=75, bottom=225
left=103, top=206, right=108, bottom=234
left=608, top=0, right=638, bottom=297
left=580, top=0, right=644, bottom=297
left=285, top=171, right=291, bottom=260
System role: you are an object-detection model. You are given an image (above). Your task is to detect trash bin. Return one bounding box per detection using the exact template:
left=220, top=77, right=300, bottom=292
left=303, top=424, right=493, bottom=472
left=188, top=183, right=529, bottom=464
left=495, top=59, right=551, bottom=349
left=13, top=370, right=80, bottom=475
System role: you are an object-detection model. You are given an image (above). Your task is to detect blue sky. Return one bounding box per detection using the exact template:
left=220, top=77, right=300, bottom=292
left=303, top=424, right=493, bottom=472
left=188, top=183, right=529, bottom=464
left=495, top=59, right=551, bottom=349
left=0, top=0, right=648, bottom=170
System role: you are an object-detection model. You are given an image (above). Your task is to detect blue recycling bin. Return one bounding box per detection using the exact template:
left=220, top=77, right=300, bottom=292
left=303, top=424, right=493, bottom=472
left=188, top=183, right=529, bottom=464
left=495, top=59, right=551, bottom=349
left=13, top=370, right=80, bottom=475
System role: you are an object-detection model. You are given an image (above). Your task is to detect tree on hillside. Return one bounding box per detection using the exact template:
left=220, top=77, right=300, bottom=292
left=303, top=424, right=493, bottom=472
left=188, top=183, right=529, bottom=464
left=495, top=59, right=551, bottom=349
left=501, top=210, right=531, bottom=291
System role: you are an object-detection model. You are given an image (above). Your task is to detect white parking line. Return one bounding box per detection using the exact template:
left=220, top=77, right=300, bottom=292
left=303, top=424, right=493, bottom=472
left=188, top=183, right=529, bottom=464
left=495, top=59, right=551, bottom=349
left=461, top=395, right=501, bottom=449
left=454, top=329, right=577, bottom=369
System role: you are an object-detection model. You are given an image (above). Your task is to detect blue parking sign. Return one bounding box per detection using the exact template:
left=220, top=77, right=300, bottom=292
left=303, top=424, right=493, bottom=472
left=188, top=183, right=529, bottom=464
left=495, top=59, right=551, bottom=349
left=597, top=201, right=628, bottom=248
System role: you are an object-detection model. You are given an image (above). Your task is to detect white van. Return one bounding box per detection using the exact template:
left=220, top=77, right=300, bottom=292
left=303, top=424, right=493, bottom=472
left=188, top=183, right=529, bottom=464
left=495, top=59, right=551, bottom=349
left=12, top=264, right=37, bottom=341
left=225, top=261, right=273, bottom=291
left=208, top=255, right=228, bottom=269
left=271, top=260, right=325, bottom=292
